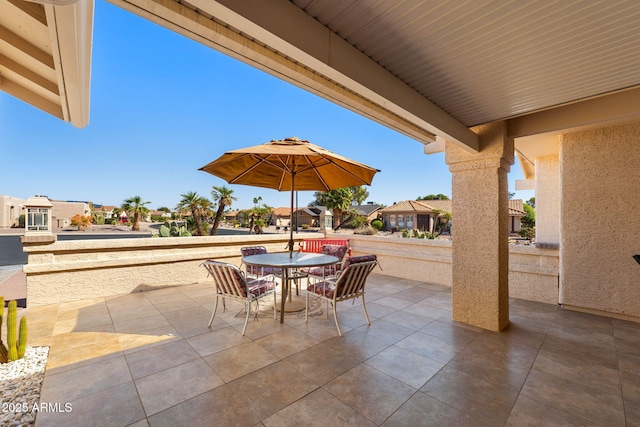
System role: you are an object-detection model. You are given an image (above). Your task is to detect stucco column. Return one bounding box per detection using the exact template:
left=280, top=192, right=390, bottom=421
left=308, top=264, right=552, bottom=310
left=445, top=121, right=514, bottom=331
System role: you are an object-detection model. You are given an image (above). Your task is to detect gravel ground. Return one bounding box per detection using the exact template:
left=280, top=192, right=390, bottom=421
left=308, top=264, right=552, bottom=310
left=0, top=347, right=49, bottom=427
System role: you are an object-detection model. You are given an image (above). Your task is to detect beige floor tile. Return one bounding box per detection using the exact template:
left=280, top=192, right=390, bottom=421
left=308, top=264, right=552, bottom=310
left=284, top=342, right=360, bottom=385
left=383, top=391, right=479, bottom=427
left=264, top=388, right=375, bottom=427
left=148, top=385, right=258, bottom=427
left=420, top=366, right=516, bottom=426
left=203, top=341, right=279, bottom=383
left=505, top=395, right=599, bottom=427
left=35, top=382, right=145, bottom=427
left=186, top=327, right=250, bottom=357
left=125, top=339, right=201, bottom=379
left=254, top=327, right=320, bottom=359
left=40, top=355, right=132, bottom=404
left=519, top=368, right=625, bottom=426
left=227, top=361, right=318, bottom=421
left=46, top=332, right=123, bottom=369
left=113, top=313, right=171, bottom=334
left=325, top=364, right=416, bottom=425
left=365, top=345, right=444, bottom=389
left=135, top=358, right=224, bottom=416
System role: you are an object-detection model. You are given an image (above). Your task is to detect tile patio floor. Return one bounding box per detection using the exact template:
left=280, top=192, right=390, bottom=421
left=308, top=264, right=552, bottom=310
left=22, top=273, right=640, bottom=426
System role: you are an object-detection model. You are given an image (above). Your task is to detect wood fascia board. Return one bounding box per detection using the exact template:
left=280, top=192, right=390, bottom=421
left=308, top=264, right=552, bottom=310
left=44, top=0, right=93, bottom=128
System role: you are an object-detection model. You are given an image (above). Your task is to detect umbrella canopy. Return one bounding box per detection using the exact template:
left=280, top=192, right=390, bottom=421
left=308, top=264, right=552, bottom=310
left=199, top=137, right=380, bottom=255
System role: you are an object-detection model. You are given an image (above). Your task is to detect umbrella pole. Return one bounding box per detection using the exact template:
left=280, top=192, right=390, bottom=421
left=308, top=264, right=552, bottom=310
left=289, top=172, right=295, bottom=258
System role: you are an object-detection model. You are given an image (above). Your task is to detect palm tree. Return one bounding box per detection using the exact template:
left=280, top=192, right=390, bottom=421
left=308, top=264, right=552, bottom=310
left=175, top=192, right=209, bottom=236
left=210, top=185, right=237, bottom=235
left=121, top=196, right=151, bottom=231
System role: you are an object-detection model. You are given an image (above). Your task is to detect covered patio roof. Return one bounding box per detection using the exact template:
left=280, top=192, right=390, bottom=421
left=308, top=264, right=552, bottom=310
left=103, top=0, right=640, bottom=157
left=3, top=0, right=640, bottom=154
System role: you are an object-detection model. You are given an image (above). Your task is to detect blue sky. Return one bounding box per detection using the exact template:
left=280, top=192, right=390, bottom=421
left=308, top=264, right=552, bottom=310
left=0, top=0, right=533, bottom=211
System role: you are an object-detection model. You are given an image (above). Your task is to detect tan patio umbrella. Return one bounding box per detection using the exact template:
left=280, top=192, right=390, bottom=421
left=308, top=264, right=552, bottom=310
left=199, top=136, right=380, bottom=256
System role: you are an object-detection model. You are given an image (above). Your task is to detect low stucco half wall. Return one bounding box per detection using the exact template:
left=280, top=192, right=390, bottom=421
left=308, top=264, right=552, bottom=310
left=330, top=233, right=559, bottom=304
left=22, top=232, right=560, bottom=308
left=22, top=234, right=295, bottom=306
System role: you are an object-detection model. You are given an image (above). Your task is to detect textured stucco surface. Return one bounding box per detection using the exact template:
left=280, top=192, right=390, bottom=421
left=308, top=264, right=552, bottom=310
left=446, top=122, right=513, bottom=331
left=535, top=155, right=560, bottom=245
left=560, top=121, right=640, bottom=319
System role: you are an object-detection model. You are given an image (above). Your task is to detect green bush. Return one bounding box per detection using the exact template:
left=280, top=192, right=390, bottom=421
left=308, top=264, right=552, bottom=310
left=519, top=227, right=535, bottom=239
left=371, top=219, right=383, bottom=231
left=348, top=215, right=368, bottom=229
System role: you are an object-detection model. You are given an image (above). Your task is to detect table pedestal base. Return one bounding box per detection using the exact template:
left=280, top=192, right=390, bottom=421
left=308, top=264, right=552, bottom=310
left=274, top=296, right=306, bottom=313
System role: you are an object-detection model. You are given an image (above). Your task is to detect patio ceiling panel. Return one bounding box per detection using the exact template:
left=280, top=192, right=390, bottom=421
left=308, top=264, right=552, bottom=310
left=294, top=0, right=640, bottom=129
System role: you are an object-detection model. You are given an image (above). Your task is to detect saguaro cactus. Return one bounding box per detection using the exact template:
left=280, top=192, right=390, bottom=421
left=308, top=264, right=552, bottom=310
left=0, top=298, right=28, bottom=363
left=0, top=296, right=6, bottom=362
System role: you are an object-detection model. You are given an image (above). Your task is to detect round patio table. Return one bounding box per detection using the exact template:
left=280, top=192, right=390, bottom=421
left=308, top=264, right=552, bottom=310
left=242, top=252, right=339, bottom=323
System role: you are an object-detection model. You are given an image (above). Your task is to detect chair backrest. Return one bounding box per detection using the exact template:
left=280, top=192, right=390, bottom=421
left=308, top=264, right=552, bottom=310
left=240, top=246, right=268, bottom=276
left=240, top=246, right=268, bottom=257
left=203, top=260, right=248, bottom=298
left=321, top=244, right=349, bottom=262
left=334, top=255, right=378, bottom=300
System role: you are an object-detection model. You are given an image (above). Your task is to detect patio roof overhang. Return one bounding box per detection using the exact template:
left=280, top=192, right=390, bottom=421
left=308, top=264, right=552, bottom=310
left=4, top=0, right=640, bottom=153
left=0, top=0, right=93, bottom=128
left=104, top=0, right=640, bottom=159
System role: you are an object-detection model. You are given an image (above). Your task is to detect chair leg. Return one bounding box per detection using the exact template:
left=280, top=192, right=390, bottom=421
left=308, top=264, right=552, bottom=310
left=241, top=300, right=250, bottom=336
left=361, top=295, right=371, bottom=325
left=207, top=295, right=219, bottom=327
left=332, top=302, right=343, bottom=336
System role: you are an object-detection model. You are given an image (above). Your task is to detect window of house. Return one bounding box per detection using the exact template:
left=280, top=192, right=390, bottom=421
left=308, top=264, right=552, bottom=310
left=389, top=215, right=396, bottom=227
left=407, top=215, right=414, bottom=229
left=398, top=215, right=405, bottom=228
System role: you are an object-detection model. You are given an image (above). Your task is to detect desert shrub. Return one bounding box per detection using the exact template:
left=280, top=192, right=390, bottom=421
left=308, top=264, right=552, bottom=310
left=354, top=225, right=377, bottom=235
left=371, top=219, right=383, bottom=231
left=401, top=229, right=410, bottom=238
left=70, top=214, right=92, bottom=231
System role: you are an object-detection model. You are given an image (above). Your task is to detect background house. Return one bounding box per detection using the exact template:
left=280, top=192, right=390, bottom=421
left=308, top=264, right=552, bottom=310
left=0, top=195, right=26, bottom=228
left=381, top=199, right=525, bottom=235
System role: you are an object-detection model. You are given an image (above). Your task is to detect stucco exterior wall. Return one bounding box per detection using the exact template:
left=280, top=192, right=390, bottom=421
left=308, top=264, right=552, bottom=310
left=560, top=121, right=640, bottom=318
left=535, top=155, right=560, bottom=245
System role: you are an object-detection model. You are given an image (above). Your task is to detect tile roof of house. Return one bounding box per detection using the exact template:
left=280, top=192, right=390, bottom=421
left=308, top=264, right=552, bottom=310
left=509, top=199, right=526, bottom=216
left=382, top=199, right=525, bottom=216
left=381, top=199, right=452, bottom=214
left=272, top=207, right=291, bottom=216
